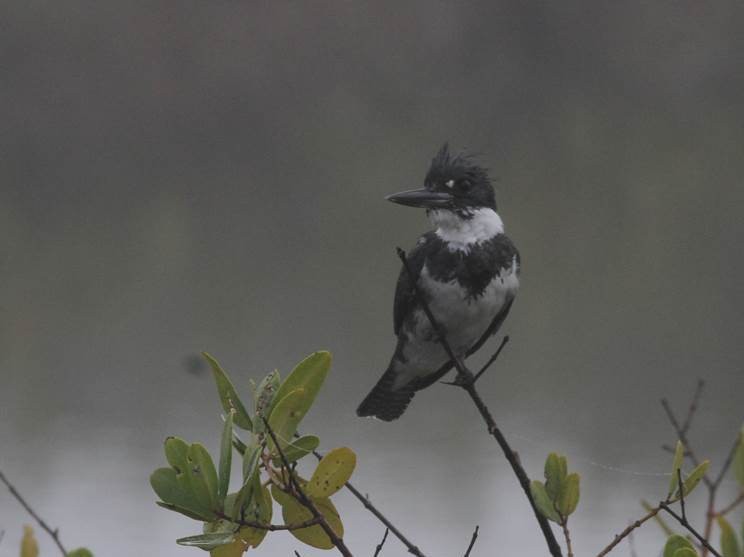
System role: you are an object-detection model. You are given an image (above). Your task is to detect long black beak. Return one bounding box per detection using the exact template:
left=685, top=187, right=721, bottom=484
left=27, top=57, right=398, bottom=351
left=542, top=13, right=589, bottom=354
left=385, top=188, right=453, bottom=209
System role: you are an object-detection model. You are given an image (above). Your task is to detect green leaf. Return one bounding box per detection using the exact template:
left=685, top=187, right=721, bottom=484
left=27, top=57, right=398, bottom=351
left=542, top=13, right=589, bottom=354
left=733, top=429, right=744, bottom=488
left=668, top=440, right=685, bottom=498
left=276, top=435, right=320, bottom=465
left=151, top=467, right=210, bottom=519
left=544, top=453, right=568, bottom=502
left=21, top=526, right=38, bottom=557
left=679, top=460, right=710, bottom=497
left=177, top=532, right=236, bottom=550
left=270, top=351, right=331, bottom=419
left=717, top=516, right=740, bottom=557
left=232, top=434, right=247, bottom=456
left=556, top=473, right=580, bottom=517
left=283, top=495, right=343, bottom=550
left=663, top=535, right=696, bottom=557
left=237, top=484, right=273, bottom=548
left=530, top=480, right=561, bottom=523
left=67, top=549, right=94, bottom=557
left=187, top=443, right=220, bottom=517
left=203, top=352, right=253, bottom=431
left=218, top=411, right=234, bottom=502
left=672, top=549, right=698, bottom=557
left=242, top=442, right=262, bottom=482
left=253, top=370, right=281, bottom=434
left=165, top=436, right=190, bottom=472
left=267, top=388, right=309, bottom=450
left=156, top=501, right=208, bottom=521
left=306, top=447, right=357, bottom=498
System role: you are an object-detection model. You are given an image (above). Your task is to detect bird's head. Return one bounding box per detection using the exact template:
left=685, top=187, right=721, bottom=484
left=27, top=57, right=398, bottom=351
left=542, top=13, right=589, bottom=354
left=386, top=144, right=496, bottom=214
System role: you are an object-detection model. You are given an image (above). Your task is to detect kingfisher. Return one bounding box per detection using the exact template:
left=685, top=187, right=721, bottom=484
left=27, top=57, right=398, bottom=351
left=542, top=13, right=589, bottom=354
left=357, top=144, right=520, bottom=421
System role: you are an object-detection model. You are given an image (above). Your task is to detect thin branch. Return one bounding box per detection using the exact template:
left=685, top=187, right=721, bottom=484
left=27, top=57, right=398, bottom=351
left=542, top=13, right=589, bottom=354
left=214, top=511, right=321, bottom=531
left=561, top=522, right=574, bottom=557
left=627, top=529, right=637, bottom=557
left=715, top=492, right=744, bottom=517
left=659, top=503, right=722, bottom=557
left=474, top=336, right=509, bottom=382
left=306, top=443, right=426, bottom=557
left=295, top=551, right=302, bottom=557
left=712, top=435, right=741, bottom=489
left=396, top=248, right=563, bottom=557
left=660, top=398, right=713, bottom=489
left=0, top=468, right=68, bottom=556
left=263, top=419, right=353, bottom=557
left=596, top=506, right=661, bottom=557
left=373, top=528, right=389, bottom=557
left=641, top=499, right=674, bottom=537
left=680, top=379, right=705, bottom=435
left=677, top=469, right=687, bottom=522
left=463, top=525, right=479, bottom=557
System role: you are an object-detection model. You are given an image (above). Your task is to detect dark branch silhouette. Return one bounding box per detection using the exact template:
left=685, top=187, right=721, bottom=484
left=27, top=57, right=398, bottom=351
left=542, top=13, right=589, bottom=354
left=463, top=525, right=479, bottom=557
left=373, top=528, right=389, bottom=557
left=396, top=247, right=564, bottom=557
left=0, top=468, right=68, bottom=556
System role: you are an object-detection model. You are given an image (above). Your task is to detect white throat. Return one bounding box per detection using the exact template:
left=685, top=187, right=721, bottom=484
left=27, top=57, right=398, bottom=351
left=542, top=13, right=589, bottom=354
left=429, top=208, right=504, bottom=252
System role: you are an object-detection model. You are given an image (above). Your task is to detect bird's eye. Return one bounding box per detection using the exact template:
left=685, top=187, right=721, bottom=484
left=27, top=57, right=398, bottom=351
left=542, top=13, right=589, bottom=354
left=445, top=179, right=455, bottom=189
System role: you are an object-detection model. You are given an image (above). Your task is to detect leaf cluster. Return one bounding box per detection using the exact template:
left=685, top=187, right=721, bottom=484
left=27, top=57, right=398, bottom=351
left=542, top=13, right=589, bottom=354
left=150, top=351, right=357, bottom=555
left=530, top=453, right=580, bottom=526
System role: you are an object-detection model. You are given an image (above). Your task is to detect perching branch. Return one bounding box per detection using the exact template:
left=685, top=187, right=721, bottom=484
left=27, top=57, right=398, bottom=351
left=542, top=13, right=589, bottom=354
left=263, top=419, right=353, bottom=557
left=596, top=505, right=662, bottom=557
left=396, top=247, right=564, bottom=557
left=0, top=468, right=68, bottom=556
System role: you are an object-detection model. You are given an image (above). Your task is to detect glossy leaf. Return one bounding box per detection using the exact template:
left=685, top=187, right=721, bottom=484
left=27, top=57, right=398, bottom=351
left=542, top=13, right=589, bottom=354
left=663, top=535, right=696, bottom=557
left=267, top=388, right=308, bottom=449
left=203, top=352, right=253, bottom=431
left=21, top=526, right=39, bottom=557
left=556, top=473, right=580, bottom=517
left=283, top=495, right=343, bottom=549
left=270, top=351, right=331, bottom=419
left=544, top=453, right=568, bottom=501
left=668, top=440, right=685, bottom=498
left=218, top=411, right=234, bottom=502
left=530, top=480, right=560, bottom=523
left=717, top=516, right=740, bottom=557
left=187, top=443, right=220, bottom=516
left=276, top=435, right=320, bottom=465
left=253, top=370, right=281, bottom=433
left=679, top=460, right=710, bottom=497
left=306, top=447, right=356, bottom=498
left=733, top=429, right=744, bottom=488
left=177, top=532, right=236, bottom=550
left=67, top=549, right=94, bottom=557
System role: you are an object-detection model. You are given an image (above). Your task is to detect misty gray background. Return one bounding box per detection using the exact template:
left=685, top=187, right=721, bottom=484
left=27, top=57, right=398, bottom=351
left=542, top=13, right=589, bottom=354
left=1, top=2, right=743, bottom=556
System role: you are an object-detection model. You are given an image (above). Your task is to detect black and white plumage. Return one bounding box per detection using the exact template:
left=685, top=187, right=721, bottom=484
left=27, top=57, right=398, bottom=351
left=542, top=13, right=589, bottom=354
left=357, top=144, right=520, bottom=421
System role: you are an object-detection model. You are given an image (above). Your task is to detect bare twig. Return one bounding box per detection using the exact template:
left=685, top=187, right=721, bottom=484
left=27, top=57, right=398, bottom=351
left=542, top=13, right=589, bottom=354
left=660, top=398, right=712, bottom=489
left=596, top=506, right=661, bottom=557
left=295, top=551, right=302, bottom=557
left=263, top=419, right=353, bottom=557
left=396, top=248, right=563, bottom=557
left=715, top=492, right=744, bottom=517
left=373, top=528, right=389, bottom=557
left=0, top=468, right=68, bottom=556
left=659, top=503, right=721, bottom=557
left=561, top=522, right=574, bottom=557
left=474, top=336, right=509, bottom=382
left=680, top=379, right=705, bottom=435
left=463, top=525, right=479, bottom=557
left=712, top=436, right=741, bottom=489
left=305, top=444, right=426, bottom=557
left=641, top=499, right=674, bottom=536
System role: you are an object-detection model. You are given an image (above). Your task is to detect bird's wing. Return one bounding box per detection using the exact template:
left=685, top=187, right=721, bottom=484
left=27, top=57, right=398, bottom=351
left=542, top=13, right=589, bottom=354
left=393, top=232, right=436, bottom=336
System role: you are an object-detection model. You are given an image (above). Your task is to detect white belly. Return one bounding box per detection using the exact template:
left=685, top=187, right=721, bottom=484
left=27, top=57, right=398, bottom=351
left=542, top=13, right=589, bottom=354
left=393, top=262, right=519, bottom=389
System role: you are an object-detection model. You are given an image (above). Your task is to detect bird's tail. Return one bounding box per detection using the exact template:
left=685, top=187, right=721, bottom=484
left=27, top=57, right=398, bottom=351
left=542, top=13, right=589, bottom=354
left=356, top=367, right=416, bottom=421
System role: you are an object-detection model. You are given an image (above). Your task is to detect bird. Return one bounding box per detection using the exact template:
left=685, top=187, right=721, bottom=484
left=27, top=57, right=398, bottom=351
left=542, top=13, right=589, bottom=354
left=356, top=144, right=520, bottom=421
